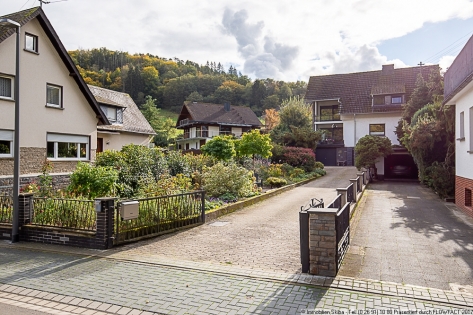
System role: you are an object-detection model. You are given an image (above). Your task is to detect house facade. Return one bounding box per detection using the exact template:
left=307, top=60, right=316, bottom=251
left=306, top=64, right=438, bottom=179
left=175, top=102, right=261, bottom=152
left=444, top=35, right=473, bottom=218
left=88, top=85, right=155, bottom=152
left=0, top=7, right=108, bottom=176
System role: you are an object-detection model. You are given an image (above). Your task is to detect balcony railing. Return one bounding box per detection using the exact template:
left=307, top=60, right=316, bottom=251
left=315, top=115, right=341, bottom=122
left=179, top=130, right=241, bottom=140
left=318, top=139, right=344, bottom=146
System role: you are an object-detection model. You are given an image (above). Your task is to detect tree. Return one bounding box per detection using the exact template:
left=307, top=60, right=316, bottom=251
left=263, top=108, right=279, bottom=131
left=201, top=135, right=235, bottom=161
left=270, top=96, right=320, bottom=148
left=354, top=135, right=393, bottom=173
left=236, top=130, right=273, bottom=169
left=140, top=96, right=162, bottom=131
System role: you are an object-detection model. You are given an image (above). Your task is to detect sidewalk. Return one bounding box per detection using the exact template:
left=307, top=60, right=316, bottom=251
left=0, top=242, right=472, bottom=314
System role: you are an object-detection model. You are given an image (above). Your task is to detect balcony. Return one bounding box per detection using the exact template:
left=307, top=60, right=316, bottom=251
left=315, top=114, right=341, bottom=122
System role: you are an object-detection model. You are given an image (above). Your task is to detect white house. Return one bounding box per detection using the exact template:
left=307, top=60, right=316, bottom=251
left=0, top=7, right=108, bottom=176
left=88, top=85, right=156, bottom=152
left=175, top=102, right=262, bottom=152
left=305, top=64, right=439, bottom=180
left=444, top=35, right=473, bottom=218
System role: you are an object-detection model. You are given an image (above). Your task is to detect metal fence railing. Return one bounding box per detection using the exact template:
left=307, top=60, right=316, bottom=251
left=327, top=194, right=342, bottom=210
left=32, top=198, right=96, bottom=231
left=0, top=195, right=13, bottom=224
left=115, top=190, right=205, bottom=244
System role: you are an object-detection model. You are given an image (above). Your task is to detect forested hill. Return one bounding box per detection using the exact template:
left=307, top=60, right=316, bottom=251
left=69, top=48, right=307, bottom=115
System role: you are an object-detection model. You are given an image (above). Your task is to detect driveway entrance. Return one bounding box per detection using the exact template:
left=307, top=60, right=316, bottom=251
left=111, top=167, right=357, bottom=274
left=339, top=181, right=473, bottom=291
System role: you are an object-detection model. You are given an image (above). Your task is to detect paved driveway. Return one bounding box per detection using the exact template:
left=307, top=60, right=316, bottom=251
left=339, top=181, right=473, bottom=291
left=111, top=166, right=357, bottom=274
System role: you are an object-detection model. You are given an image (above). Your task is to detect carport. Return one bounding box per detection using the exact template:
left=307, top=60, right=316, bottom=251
left=384, top=152, right=418, bottom=180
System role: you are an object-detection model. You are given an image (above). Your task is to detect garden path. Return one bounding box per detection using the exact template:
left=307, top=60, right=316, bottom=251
left=110, top=166, right=357, bottom=274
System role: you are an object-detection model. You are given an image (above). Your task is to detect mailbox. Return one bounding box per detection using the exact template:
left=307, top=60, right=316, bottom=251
left=120, top=201, right=139, bottom=220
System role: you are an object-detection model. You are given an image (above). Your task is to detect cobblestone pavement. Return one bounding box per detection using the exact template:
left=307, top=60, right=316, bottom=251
left=339, top=181, right=473, bottom=292
left=0, top=245, right=472, bottom=315
left=102, top=167, right=358, bottom=275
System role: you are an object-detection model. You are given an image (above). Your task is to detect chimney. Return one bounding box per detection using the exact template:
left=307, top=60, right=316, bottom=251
left=382, top=64, right=394, bottom=75
left=224, top=102, right=230, bottom=112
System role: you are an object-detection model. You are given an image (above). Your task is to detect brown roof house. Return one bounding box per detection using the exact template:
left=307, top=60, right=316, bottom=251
left=175, top=102, right=262, bottom=152
left=0, top=7, right=108, bottom=176
left=444, top=35, right=473, bottom=218
left=305, top=64, right=438, bottom=178
left=88, top=85, right=156, bottom=153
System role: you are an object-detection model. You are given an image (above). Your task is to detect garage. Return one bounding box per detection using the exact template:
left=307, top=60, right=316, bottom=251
left=384, top=153, right=418, bottom=180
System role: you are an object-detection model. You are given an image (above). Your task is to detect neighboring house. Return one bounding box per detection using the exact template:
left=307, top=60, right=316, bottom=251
left=88, top=85, right=155, bottom=152
left=0, top=7, right=108, bottom=176
left=175, top=102, right=262, bottom=152
left=305, top=64, right=438, bottom=179
left=444, top=35, right=473, bottom=218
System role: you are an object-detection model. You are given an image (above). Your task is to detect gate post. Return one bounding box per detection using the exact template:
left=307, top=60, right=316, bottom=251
left=95, top=197, right=115, bottom=249
left=200, top=191, right=206, bottom=224
left=308, top=208, right=338, bottom=276
left=336, top=188, right=347, bottom=207
left=299, top=210, right=310, bottom=273
left=349, top=179, right=358, bottom=202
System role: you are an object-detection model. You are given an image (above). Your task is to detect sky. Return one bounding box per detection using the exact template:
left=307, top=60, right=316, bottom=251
left=2, top=0, right=473, bottom=82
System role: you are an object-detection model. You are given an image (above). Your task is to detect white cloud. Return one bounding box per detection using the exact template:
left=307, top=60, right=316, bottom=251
left=439, top=55, right=457, bottom=73
left=2, top=0, right=473, bottom=81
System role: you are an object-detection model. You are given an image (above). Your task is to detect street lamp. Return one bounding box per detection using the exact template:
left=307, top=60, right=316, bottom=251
left=0, top=18, right=21, bottom=243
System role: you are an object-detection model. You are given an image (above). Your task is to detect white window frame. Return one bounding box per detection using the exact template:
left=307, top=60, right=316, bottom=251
left=459, top=111, right=465, bottom=140
left=0, top=130, right=14, bottom=158
left=470, top=107, right=473, bottom=153
left=391, top=96, right=402, bottom=104
left=369, top=124, right=385, bottom=136
left=100, top=105, right=123, bottom=124
left=46, top=84, right=62, bottom=108
left=25, top=33, right=38, bottom=53
left=46, top=133, right=89, bottom=160
left=0, top=75, right=14, bottom=100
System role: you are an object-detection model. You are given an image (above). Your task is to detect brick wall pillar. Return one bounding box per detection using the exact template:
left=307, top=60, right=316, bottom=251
left=94, top=198, right=116, bottom=249
left=308, top=208, right=337, bottom=277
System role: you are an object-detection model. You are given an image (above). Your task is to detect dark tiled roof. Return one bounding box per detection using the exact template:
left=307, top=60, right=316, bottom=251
left=305, top=65, right=439, bottom=114
left=176, top=102, right=262, bottom=127
left=0, top=7, right=108, bottom=124
left=89, top=85, right=156, bottom=135
left=444, top=35, right=473, bottom=105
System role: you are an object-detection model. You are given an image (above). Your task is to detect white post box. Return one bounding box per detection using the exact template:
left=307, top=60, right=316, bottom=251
left=120, top=201, right=139, bottom=220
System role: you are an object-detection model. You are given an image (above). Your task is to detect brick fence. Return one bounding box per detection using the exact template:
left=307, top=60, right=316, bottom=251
left=0, top=195, right=114, bottom=250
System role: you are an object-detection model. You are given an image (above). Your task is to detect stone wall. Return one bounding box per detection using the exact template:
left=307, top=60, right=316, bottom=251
left=0, top=147, right=86, bottom=176
left=0, top=173, right=71, bottom=195
left=309, top=209, right=337, bottom=277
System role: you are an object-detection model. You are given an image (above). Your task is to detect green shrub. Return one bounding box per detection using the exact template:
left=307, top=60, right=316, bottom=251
left=315, top=168, right=327, bottom=176
left=271, top=146, right=316, bottom=172
left=202, top=163, right=257, bottom=198
left=68, top=162, right=118, bottom=199
left=290, top=168, right=305, bottom=179
left=166, top=150, right=191, bottom=176
left=265, top=177, right=287, bottom=188
left=315, top=161, right=325, bottom=169
left=219, top=192, right=238, bottom=202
